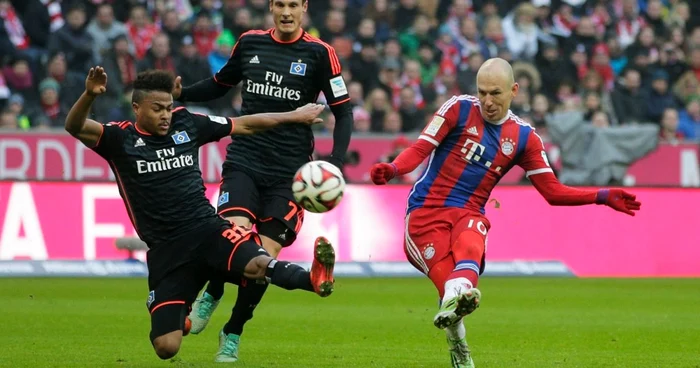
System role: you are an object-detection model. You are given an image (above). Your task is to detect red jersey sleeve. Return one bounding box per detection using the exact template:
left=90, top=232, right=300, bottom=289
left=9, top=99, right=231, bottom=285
left=417, top=96, right=461, bottom=147
left=519, top=128, right=599, bottom=206
left=392, top=96, right=462, bottom=175
left=517, top=129, right=554, bottom=178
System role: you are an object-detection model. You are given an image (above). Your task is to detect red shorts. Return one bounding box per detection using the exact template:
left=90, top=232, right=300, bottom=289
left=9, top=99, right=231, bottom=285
left=404, top=207, right=490, bottom=275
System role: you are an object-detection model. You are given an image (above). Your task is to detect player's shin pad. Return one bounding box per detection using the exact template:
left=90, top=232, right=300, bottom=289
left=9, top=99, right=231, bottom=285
left=264, top=260, right=314, bottom=292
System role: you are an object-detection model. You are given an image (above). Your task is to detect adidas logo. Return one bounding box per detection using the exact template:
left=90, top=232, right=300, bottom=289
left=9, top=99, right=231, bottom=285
left=249, top=55, right=259, bottom=64
left=134, top=138, right=146, bottom=147
left=467, top=126, right=478, bottom=136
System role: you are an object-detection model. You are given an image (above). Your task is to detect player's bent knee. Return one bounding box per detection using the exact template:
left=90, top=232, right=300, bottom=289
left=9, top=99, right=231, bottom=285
left=260, top=235, right=283, bottom=258
left=152, top=331, right=182, bottom=360
left=258, top=219, right=296, bottom=248
left=225, top=216, right=253, bottom=229
left=454, top=231, right=485, bottom=261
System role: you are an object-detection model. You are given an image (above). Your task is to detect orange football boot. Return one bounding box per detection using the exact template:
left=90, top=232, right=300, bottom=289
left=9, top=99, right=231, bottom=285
left=310, top=236, right=336, bottom=297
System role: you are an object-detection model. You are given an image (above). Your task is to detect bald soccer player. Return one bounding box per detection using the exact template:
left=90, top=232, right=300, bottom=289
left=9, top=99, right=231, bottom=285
left=369, top=58, right=642, bottom=368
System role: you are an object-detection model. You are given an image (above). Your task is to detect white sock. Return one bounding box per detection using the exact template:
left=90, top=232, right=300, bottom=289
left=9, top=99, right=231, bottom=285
left=445, top=320, right=466, bottom=341
left=442, top=277, right=473, bottom=304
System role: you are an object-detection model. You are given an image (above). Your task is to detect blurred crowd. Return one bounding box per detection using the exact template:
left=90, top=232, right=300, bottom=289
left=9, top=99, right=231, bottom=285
left=1, top=0, right=700, bottom=145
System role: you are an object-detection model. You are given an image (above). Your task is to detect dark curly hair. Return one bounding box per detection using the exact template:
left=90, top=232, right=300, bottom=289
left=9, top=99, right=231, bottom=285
left=132, top=70, right=175, bottom=103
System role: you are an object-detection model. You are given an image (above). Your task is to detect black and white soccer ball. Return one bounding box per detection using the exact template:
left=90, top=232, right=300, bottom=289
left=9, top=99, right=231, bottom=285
left=292, top=161, right=345, bottom=213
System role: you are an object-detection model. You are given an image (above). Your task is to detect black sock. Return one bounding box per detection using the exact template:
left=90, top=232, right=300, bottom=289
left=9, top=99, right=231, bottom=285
left=223, top=278, right=269, bottom=336
left=265, top=260, right=314, bottom=292
left=205, top=278, right=226, bottom=300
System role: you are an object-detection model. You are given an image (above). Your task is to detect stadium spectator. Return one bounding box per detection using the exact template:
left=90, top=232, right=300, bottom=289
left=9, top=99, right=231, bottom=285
left=502, top=3, right=539, bottom=61
left=29, top=77, right=67, bottom=128
left=645, top=68, right=678, bottom=122
left=137, top=32, right=176, bottom=74
left=178, top=35, right=210, bottom=87
left=48, top=4, right=95, bottom=74
left=161, top=9, right=187, bottom=53
left=678, top=97, right=700, bottom=139
left=87, top=3, right=128, bottom=63
left=126, top=5, right=158, bottom=60
left=659, top=107, right=683, bottom=143
left=611, top=68, right=647, bottom=124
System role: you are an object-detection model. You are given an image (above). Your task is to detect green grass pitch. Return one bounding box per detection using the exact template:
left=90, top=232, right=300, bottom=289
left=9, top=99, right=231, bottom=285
left=1, top=277, right=699, bottom=368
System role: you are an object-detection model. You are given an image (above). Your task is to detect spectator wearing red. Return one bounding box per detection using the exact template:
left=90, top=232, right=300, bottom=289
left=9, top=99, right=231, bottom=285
left=137, top=33, right=177, bottom=74
left=192, top=11, right=219, bottom=56
left=126, top=5, right=158, bottom=60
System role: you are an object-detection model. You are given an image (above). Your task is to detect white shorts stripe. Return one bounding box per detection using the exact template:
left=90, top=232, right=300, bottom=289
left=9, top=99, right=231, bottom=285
left=404, top=214, right=429, bottom=274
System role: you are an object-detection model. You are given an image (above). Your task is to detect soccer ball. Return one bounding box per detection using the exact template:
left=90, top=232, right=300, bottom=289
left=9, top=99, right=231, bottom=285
left=292, top=161, right=345, bottom=213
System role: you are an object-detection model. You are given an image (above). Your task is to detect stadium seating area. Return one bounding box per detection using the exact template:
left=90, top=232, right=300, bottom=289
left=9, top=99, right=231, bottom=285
left=1, top=0, right=699, bottom=176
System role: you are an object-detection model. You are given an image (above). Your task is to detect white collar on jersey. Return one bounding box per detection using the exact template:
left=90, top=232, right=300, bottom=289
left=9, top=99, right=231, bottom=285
left=481, top=108, right=512, bottom=125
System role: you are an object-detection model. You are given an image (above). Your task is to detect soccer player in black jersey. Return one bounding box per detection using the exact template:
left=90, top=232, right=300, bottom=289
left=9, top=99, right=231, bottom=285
left=64, top=66, right=335, bottom=361
left=172, top=0, right=353, bottom=361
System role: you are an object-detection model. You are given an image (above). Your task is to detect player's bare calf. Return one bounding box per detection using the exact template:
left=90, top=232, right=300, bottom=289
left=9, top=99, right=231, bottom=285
left=433, top=289, right=482, bottom=329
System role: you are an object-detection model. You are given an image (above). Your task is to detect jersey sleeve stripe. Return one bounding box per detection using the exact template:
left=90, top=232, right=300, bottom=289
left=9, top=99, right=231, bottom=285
left=437, top=95, right=459, bottom=116
left=525, top=168, right=554, bottom=177
left=234, top=29, right=267, bottom=56
left=418, top=135, right=439, bottom=146
left=329, top=97, right=350, bottom=106
left=172, top=106, right=185, bottom=113
left=302, top=34, right=341, bottom=75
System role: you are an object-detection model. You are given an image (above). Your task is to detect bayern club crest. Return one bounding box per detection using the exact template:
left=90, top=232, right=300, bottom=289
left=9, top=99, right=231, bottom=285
left=501, top=138, right=515, bottom=155
left=423, top=244, right=435, bottom=260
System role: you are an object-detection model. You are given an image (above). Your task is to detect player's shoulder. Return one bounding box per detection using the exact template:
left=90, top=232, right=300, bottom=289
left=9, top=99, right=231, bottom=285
left=238, top=29, right=271, bottom=43
left=436, top=94, right=480, bottom=115
left=168, top=106, right=198, bottom=129
left=299, top=31, right=336, bottom=55
left=104, top=120, right=135, bottom=134
left=505, top=111, right=536, bottom=133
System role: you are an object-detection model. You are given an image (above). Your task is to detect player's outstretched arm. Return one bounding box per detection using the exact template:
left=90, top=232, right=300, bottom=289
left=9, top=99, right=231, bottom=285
left=370, top=97, right=462, bottom=185
left=232, top=103, right=324, bottom=135
left=65, top=66, right=109, bottom=148
left=518, top=130, right=641, bottom=216
left=172, top=76, right=231, bottom=102
left=529, top=173, right=641, bottom=216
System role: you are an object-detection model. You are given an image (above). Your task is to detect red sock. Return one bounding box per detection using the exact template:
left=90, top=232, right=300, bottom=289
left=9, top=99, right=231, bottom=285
left=427, top=256, right=455, bottom=299
left=448, top=264, right=480, bottom=288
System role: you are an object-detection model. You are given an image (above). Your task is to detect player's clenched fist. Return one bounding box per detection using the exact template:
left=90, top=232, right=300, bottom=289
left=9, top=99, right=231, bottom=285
left=596, top=189, right=642, bottom=216
left=294, top=103, right=325, bottom=125
left=370, top=163, right=397, bottom=185
left=85, top=66, right=107, bottom=96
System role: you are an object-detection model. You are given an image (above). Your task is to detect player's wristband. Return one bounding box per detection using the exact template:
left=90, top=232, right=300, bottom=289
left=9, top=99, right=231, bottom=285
left=389, top=163, right=398, bottom=177
left=595, top=189, right=609, bottom=204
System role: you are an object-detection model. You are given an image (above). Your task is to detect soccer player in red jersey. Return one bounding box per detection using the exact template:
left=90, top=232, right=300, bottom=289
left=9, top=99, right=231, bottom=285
left=370, top=58, right=641, bottom=368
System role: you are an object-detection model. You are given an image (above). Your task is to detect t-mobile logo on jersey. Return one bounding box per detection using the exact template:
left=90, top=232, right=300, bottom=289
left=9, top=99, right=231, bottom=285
left=136, top=147, right=194, bottom=174
left=461, top=138, right=501, bottom=172
left=245, top=71, right=302, bottom=101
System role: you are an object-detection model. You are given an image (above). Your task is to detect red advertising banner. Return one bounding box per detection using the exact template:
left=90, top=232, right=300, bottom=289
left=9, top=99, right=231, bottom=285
left=0, top=182, right=698, bottom=277
left=1, top=132, right=698, bottom=186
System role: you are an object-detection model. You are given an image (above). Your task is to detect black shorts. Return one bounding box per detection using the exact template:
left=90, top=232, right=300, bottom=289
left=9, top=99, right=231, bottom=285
left=217, top=164, right=304, bottom=247
left=146, top=221, right=267, bottom=341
